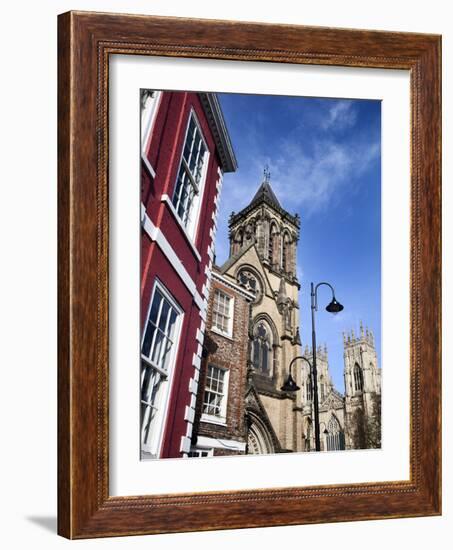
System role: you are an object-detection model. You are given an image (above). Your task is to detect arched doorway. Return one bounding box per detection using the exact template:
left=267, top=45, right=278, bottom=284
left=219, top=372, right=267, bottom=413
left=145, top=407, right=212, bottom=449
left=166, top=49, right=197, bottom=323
left=246, top=412, right=276, bottom=455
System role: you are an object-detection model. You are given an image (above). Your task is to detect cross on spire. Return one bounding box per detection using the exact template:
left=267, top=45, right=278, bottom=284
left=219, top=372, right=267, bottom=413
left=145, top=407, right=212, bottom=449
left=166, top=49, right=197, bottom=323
left=263, top=164, right=271, bottom=183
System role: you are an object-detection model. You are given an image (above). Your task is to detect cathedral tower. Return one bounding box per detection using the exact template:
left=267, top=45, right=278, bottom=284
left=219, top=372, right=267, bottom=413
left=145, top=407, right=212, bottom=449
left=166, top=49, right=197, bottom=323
left=343, top=322, right=381, bottom=449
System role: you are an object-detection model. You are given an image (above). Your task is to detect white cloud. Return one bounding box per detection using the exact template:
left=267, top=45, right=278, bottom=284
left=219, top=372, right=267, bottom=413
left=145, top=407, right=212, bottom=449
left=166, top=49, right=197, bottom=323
left=214, top=134, right=379, bottom=264
left=251, top=138, right=380, bottom=216
left=320, top=100, right=358, bottom=131
left=214, top=98, right=380, bottom=263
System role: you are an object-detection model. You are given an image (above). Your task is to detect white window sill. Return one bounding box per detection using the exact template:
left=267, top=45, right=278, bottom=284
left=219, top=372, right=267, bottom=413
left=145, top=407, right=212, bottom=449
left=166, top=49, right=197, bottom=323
left=161, top=194, right=202, bottom=262
left=201, top=414, right=228, bottom=427
left=211, top=326, right=234, bottom=341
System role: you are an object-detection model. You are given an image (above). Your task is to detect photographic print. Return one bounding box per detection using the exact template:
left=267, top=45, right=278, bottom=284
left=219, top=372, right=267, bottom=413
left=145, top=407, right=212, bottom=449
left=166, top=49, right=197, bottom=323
left=140, top=90, right=382, bottom=460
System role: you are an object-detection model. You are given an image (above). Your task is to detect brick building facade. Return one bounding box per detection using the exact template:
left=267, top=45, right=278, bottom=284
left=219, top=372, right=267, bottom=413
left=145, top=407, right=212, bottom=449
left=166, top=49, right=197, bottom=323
left=190, top=268, right=254, bottom=457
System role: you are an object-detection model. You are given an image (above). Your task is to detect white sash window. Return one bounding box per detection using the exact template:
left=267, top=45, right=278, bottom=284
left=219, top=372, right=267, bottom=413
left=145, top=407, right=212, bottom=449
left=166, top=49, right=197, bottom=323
left=202, top=365, right=229, bottom=424
left=172, top=111, right=209, bottom=238
left=141, top=281, right=182, bottom=458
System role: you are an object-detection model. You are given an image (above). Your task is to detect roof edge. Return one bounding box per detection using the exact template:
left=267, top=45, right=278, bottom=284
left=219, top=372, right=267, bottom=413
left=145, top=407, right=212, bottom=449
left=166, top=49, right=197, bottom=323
left=199, top=93, right=238, bottom=173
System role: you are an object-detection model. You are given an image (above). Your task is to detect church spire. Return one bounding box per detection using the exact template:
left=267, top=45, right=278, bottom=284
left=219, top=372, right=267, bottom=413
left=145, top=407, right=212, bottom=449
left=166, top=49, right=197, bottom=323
left=248, top=169, right=282, bottom=211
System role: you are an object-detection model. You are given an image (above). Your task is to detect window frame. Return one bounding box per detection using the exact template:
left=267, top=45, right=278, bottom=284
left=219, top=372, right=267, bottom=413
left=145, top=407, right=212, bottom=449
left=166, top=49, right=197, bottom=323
left=140, top=279, right=183, bottom=458
left=140, top=89, right=162, bottom=161
left=201, top=364, right=230, bottom=425
left=171, top=108, right=210, bottom=241
left=188, top=447, right=214, bottom=458
left=211, top=289, right=234, bottom=339
left=353, top=363, right=364, bottom=393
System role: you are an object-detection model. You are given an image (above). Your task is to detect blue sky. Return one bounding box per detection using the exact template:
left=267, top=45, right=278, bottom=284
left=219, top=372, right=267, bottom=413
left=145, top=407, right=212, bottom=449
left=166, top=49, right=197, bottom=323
left=215, top=93, right=381, bottom=391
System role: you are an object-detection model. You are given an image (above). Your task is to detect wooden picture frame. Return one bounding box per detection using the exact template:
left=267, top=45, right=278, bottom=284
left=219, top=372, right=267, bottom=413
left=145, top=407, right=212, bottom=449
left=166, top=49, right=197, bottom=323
left=58, top=11, right=441, bottom=539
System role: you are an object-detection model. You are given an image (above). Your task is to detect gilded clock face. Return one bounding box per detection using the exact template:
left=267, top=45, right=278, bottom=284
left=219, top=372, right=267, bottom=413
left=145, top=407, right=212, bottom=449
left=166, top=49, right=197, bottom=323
left=237, top=269, right=262, bottom=303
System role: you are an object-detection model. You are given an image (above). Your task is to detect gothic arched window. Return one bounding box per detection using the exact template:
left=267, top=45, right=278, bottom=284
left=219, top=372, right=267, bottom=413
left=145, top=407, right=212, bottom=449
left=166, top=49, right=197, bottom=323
left=305, top=376, right=313, bottom=402
left=233, top=229, right=243, bottom=255
left=319, top=375, right=326, bottom=402
left=252, top=322, right=271, bottom=375
left=282, top=232, right=291, bottom=273
left=268, top=223, right=278, bottom=266
left=244, top=222, right=254, bottom=245
left=353, top=363, right=364, bottom=392
left=326, top=415, right=345, bottom=451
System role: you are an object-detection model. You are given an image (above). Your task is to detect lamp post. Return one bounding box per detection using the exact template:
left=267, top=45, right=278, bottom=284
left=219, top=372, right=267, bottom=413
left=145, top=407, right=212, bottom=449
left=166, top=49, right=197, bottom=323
left=281, top=281, right=343, bottom=452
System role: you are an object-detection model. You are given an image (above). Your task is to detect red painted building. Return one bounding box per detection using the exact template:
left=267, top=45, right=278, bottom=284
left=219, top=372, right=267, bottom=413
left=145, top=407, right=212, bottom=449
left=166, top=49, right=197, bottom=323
left=140, top=90, right=237, bottom=459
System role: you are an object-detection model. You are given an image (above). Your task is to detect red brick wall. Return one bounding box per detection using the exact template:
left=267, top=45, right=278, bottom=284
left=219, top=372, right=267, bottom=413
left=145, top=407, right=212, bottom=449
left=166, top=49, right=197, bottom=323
left=193, top=274, right=251, bottom=455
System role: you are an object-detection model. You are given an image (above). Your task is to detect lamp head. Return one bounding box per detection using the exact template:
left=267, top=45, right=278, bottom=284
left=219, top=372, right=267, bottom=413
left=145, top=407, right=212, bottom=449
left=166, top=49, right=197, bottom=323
left=281, top=374, right=300, bottom=393
left=325, top=297, right=344, bottom=314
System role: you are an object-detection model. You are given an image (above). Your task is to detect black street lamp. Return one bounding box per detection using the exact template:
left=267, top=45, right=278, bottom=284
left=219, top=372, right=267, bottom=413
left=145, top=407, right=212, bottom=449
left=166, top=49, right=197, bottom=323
left=281, top=355, right=311, bottom=393
left=281, top=281, right=343, bottom=452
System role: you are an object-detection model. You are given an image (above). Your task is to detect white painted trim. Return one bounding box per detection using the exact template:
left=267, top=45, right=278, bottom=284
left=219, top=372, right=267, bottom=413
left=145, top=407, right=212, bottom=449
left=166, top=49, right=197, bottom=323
left=188, top=378, right=199, bottom=395
left=200, top=415, right=228, bottom=427
left=180, top=436, right=192, bottom=454
left=141, top=206, right=205, bottom=311
left=185, top=423, right=193, bottom=439
left=141, top=90, right=162, bottom=153
left=160, top=194, right=202, bottom=261
left=210, top=325, right=234, bottom=341
left=193, top=291, right=205, bottom=312
left=192, top=369, right=200, bottom=383
left=195, top=436, right=246, bottom=453
left=207, top=245, right=214, bottom=261
left=192, top=353, right=201, bottom=370
left=199, top=307, right=207, bottom=323
left=196, top=328, right=204, bottom=344
left=184, top=406, right=195, bottom=424
left=212, top=271, right=256, bottom=301
left=141, top=153, right=156, bottom=179
left=202, top=284, right=210, bottom=300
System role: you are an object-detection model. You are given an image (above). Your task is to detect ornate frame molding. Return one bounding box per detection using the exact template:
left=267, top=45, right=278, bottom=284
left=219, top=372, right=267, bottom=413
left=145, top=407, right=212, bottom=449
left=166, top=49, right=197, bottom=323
left=58, top=11, right=441, bottom=538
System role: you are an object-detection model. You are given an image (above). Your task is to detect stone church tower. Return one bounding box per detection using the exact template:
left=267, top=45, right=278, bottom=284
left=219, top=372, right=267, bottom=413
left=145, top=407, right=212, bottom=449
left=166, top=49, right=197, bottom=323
left=217, top=170, right=305, bottom=453
left=343, top=322, right=381, bottom=449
